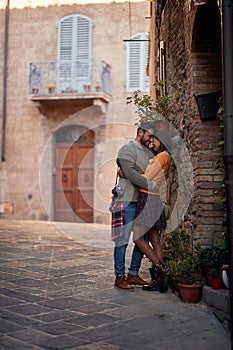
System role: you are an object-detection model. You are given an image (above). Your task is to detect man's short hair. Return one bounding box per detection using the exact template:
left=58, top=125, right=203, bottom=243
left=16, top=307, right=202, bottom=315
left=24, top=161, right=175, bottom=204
left=137, top=122, right=153, bottom=135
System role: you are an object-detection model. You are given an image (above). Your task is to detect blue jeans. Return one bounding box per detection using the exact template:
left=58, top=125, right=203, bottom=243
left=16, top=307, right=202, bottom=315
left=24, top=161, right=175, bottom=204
left=114, top=202, right=148, bottom=276
left=128, top=233, right=149, bottom=276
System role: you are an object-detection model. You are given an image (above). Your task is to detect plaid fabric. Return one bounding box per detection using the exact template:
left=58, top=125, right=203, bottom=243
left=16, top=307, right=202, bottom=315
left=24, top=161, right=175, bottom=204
left=111, top=201, right=125, bottom=241
left=135, top=192, right=166, bottom=231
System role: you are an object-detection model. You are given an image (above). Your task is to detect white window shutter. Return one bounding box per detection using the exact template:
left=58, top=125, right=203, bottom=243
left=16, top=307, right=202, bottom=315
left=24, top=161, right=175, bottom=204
left=126, top=32, right=149, bottom=92
left=76, top=15, right=92, bottom=84
left=57, top=14, right=92, bottom=93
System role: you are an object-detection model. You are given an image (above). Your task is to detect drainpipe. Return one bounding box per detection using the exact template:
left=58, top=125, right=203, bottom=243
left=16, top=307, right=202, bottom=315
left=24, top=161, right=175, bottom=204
left=1, top=0, right=10, bottom=162
left=222, top=0, right=233, bottom=341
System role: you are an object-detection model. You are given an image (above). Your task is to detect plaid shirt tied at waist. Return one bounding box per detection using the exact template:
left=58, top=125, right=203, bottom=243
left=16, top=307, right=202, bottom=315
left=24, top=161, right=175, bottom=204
left=110, top=201, right=124, bottom=241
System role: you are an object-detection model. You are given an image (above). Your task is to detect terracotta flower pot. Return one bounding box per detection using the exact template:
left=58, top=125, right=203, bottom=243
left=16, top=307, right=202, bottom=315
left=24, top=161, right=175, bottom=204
left=178, top=283, right=202, bottom=303
left=32, top=87, right=39, bottom=94
left=211, top=277, right=222, bottom=290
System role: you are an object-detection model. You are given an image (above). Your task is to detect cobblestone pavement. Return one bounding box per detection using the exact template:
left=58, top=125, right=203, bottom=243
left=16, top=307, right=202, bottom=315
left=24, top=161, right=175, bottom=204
left=0, top=220, right=231, bottom=350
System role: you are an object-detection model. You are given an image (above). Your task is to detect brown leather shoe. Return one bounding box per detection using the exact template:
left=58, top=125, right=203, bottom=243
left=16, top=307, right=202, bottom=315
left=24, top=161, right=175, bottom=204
left=114, top=276, right=134, bottom=291
left=127, top=273, right=148, bottom=286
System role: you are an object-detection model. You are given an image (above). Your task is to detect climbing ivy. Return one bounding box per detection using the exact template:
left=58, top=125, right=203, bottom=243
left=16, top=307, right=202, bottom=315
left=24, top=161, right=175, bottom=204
left=216, top=96, right=228, bottom=244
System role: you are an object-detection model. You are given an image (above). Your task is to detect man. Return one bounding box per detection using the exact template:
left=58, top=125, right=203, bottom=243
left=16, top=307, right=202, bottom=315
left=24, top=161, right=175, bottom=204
left=112, top=122, right=157, bottom=291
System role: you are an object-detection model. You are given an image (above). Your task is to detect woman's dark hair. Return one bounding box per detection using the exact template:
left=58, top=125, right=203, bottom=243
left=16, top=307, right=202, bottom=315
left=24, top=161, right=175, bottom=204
left=153, top=129, right=172, bottom=154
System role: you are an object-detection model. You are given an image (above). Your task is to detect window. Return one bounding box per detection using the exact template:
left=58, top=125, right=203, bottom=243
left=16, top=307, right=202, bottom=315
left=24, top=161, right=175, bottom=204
left=126, top=32, right=149, bottom=92
left=57, top=14, right=92, bottom=93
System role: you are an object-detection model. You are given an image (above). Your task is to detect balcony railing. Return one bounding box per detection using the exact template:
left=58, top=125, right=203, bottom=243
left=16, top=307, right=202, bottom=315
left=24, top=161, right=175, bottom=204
left=29, top=60, right=111, bottom=97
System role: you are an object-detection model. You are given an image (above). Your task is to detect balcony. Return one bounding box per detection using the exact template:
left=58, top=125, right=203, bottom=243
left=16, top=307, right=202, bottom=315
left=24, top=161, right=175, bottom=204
left=29, top=60, right=111, bottom=113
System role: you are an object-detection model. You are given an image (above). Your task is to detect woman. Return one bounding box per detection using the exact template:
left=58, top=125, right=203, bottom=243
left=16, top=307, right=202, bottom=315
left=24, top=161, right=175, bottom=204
left=133, top=129, right=172, bottom=292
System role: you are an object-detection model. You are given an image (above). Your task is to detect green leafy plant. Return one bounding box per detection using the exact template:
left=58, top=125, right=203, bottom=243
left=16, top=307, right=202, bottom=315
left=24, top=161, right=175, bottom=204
left=126, top=90, right=158, bottom=123
left=195, top=245, right=228, bottom=276
left=168, top=256, right=201, bottom=285
left=211, top=268, right=220, bottom=279
left=193, top=243, right=228, bottom=286
left=163, top=229, right=192, bottom=262
left=126, top=80, right=182, bottom=125
left=216, top=96, right=227, bottom=243
left=162, top=229, right=201, bottom=285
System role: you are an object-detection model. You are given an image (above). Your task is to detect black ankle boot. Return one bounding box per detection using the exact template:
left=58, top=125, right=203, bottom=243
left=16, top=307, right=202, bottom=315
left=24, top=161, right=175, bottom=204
left=143, top=268, right=159, bottom=291
left=142, top=278, right=160, bottom=291
left=156, top=265, right=168, bottom=293
left=149, top=267, right=156, bottom=280
left=143, top=266, right=168, bottom=293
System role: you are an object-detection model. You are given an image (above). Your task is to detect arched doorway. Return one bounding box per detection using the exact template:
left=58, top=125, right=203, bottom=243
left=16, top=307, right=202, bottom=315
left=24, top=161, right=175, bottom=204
left=54, top=125, right=95, bottom=222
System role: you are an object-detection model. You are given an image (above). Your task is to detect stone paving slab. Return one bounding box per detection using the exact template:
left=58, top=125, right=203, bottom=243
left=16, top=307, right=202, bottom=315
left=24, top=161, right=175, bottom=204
left=0, top=220, right=231, bottom=350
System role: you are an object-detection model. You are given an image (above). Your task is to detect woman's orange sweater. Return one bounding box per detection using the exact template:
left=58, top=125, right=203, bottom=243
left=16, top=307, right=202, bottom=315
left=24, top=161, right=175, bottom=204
left=140, top=151, right=171, bottom=195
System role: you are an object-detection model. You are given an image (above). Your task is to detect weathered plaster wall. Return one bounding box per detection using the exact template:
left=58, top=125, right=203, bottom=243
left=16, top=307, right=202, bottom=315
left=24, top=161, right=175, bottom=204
left=0, top=2, right=149, bottom=222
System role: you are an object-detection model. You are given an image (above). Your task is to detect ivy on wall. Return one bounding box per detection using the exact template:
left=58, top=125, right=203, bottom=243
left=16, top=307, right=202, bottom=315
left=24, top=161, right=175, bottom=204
left=216, top=96, right=228, bottom=243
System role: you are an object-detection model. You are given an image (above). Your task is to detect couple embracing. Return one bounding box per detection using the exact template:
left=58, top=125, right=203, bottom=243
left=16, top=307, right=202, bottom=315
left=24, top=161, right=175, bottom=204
left=111, top=121, right=173, bottom=292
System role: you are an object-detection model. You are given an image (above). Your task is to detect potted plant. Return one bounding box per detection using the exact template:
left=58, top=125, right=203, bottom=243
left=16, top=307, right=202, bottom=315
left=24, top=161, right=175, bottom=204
left=211, top=268, right=222, bottom=290
left=163, top=229, right=203, bottom=303
left=47, top=85, right=56, bottom=94
left=167, top=256, right=202, bottom=303
left=83, top=84, right=91, bottom=93
left=95, top=82, right=102, bottom=92
left=31, top=87, right=39, bottom=94
left=195, top=245, right=228, bottom=287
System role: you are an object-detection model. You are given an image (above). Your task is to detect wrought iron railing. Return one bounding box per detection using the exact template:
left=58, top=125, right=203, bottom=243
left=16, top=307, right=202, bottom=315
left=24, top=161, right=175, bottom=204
left=29, top=60, right=111, bottom=96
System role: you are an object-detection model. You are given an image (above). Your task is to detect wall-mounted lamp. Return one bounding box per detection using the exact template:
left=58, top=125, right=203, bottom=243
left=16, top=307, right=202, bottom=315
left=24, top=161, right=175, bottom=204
left=194, top=91, right=221, bottom=121
left=194, top=0, right=206, bottom=5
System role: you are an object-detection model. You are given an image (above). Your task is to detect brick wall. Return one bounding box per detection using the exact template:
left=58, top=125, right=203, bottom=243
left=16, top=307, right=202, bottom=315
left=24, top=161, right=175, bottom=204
left=192, top=53, right=222, bottom=94
left=156, top=0, right=225, bottom=246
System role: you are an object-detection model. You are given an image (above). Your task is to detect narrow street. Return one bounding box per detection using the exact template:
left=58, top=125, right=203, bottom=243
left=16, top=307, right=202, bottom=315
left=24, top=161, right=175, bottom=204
left=0, top=220, right=230, bottom=349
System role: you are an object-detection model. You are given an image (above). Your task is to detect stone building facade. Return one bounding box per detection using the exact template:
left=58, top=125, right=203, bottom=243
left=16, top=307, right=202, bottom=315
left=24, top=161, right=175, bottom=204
left=149, top=0, right=225, bottom=246
left=0, top=0, right=226, bottom=248
left=0, top=1, right=150, bottom=224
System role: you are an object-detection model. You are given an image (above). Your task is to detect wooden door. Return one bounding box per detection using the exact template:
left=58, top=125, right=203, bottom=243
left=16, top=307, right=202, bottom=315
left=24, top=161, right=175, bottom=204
left=54, top=142, right=94, bottom=222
